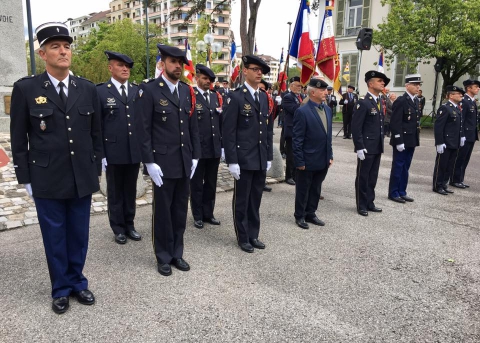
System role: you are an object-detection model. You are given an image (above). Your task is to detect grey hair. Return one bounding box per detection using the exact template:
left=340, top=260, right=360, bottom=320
left=307, top=86, right=316, bottom=95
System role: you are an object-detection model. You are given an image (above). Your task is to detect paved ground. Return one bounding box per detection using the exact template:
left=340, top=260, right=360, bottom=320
left=1, top=125, right=480, bottom=342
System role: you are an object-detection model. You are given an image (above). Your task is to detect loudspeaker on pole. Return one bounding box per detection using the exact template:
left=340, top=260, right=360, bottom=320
left=356, top=28, right=373, bottom=51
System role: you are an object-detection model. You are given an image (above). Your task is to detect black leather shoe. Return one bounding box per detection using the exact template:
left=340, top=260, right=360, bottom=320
left=305, top=216, right=325, bottom=226
left=286, top=178, right=296, bottom=185
left=52, top=297, right=69, bottom=314
left=368, top=206, right=382, bottom=212
left=401, top=195, right=414, bottom=202
left=444, top=188, right=454, bottom=194
left=357, top=210, right=368, bottom=216
left=388, top=196, right=406, bottom=203
left=343, top=136, right=348, bottom=139
left=462, top=183, right=470, bottom=188
left=239, top=242, right=254, bottom=253
left=194, top=220, right=204, bottom=229
left=126, top=229, right=142, bottom=241
left=72, top=289, right=95, bottom=305
left=295, top=218, right=309, bottom=229
left=250, top=239, right=265, bottom=249
left=115, top=233, right=127, bottom=244
left=203, top=217, right=221, bottom=225
left=172, top=258, right=190, bottom=271
left=158, top=263, right=172, bottom=276
left=434, top=188, right=448, bottom=195
left=263, top=185, right=272, bottom=192
left=450, top=182, right=466, bottom=189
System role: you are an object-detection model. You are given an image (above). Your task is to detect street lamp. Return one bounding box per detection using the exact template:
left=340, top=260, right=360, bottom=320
left=196, top=33, right=222, bottom=66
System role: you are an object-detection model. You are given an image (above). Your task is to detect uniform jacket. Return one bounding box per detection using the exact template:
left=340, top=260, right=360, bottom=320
left=134, top=78, right=201, bottom=179
left=292, top=100, right=333, bottom=171
left=194, top=87, right=222, bottom=159
left=351, top=93, right=385, bottom=155
left=339, top=92, right=358, bottom=114
left=282, top=91, right=302, bottom=139
left=434, top=101, right=464, bottom=149
left=97, top=80, right=141, bottom=164
left=389, top=92, right=420, bottom=148
left=10, top=72, right=103, bottom=199
left=327, top=93, right=337, bottom=112
left=218, top=87, right=231, bottom=103
left=461, top=95, right=479, bottom=142
left=222, top=84, right=273, bottom=170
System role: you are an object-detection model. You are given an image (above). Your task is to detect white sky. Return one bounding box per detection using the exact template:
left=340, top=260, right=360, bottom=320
left=22, top=0, right=322, bottom=58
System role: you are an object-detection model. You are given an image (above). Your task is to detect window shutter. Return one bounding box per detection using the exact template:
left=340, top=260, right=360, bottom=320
left=336, top=0, right=345, bottom=37
left=362, top=0, right=370, bottom=27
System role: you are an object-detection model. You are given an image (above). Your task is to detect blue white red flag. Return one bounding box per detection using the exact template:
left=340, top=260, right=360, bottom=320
left=378, top=50, right=384, bottom=73
left=316, top=0, right=337, bottom=80
left=184, top=39, right=195, bottom=84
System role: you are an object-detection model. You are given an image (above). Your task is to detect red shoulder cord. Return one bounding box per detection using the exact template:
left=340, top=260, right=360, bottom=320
left=188, top=84, right=196, bottom=117
left=260, top=89, right=274, bottom=115
left=215, top=91, right=223, bottom=108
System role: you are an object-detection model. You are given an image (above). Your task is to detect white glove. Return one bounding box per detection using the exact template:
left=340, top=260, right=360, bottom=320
left=190, top=159, right=198, bottom=179
left=344, top=100, right=348, bottom=104
left=356, top=149, right=367, bottom=160
left=228, top=163, right=240, bottom=180
left=145, top=162, right=163, bottom=187
left=396, top=144, right=405, bottom=152
left=266, top=161, right=272, bottom=171
left=101, top=158, right=108, bottom=172
left=436, top=144, right=446, bottom=154
left=24, top=183, right=33, bottom=198
left=460, top=137, right=466, bottom=147
left=221, top=148, right=225, bottom=162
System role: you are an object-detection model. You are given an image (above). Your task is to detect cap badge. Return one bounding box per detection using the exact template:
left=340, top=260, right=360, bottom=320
left=316, top=82, right=321, bottom=87
left=371, top=72, right=375, bottom=76
left=56, top=28, right=60, bottom=32
left=35, top=96, right=47, bottom=105
left=242, top=56, right=247, bottom=63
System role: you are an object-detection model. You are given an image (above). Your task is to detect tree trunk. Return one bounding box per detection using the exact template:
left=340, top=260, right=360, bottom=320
left=239, top=0, right=262, bottom=56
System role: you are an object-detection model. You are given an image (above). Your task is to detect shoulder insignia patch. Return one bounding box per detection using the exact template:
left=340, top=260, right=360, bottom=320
left=357, top=104, right=360, bottom=109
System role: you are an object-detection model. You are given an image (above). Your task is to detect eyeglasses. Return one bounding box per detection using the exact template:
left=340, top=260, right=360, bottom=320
left=246, top=67, right=263, bottom=73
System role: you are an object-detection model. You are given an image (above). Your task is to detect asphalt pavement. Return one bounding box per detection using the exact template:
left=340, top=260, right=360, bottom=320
left=1, top=125, right=479, bottom=342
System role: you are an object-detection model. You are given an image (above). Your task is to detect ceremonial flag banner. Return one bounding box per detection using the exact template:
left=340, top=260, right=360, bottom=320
left=184, top=39, right=195, bottom=84
left=278, top=71, right=288, bottom=92
left=154, top=54, right=163, bottom=79
left=316, top=0, right=337, bottom=80
left=333, top=52, right=342, bottom=93
left=231, top=64, right=240, bottom=83
left=342, top=61, right=350, bottom=82
left=289, top=0, right=316, bottom=86
left=378, top=50, right=384, bottom=73
left=254, top=40, right=258, bottom=55
left=229, top=40, right=237, bottom=81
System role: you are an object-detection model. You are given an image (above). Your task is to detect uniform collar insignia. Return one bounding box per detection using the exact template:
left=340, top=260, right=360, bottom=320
left=70, top=79, right=77, bottom=87
left=43, top=80, right=51, bottom=88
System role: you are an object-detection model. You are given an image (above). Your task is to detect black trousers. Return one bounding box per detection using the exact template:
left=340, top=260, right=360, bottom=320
left=294, top=168, right=329, bottom=220
left=355, top=154, right=381, bottom=211
left=232, top=169, right=266, bottom=244
left=152, top=177, right=189, bottom=264
left=343, top=111, right=352, bottom=137
left=285, top=137, right=296, bottom=181
left=106, top=163, right=140, bottom=235
left=280, top=125, right=286, bottom=155
left=451, top=141, right=475, bottom=183
left=190, top=157, right=220, bottom=221
left=433, top=148, right=457, bottom=191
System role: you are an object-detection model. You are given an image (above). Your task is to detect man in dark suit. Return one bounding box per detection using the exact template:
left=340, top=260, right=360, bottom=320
left=223, top=55, right=273, bottom=253
left=388, top=74, right=422, bottom=204
left=292, top=79, right=333, bottom=229
left=352, top=71, right=390, bottom=216
left=135, top=45, right=200, bottom=276
left=326, top=86, right=337, bottom=115
left=282, top=76, right=303, bottom=185
left=190, top=64, right=223, bottom=229
left=10, top=22, right=102, bottom=314
left=450, top=79, right=479, bottom=188
left=432, top=85, right=465, bottom=195
left=218, top=80, right=231, bottom=103
left=97, top=51, right=142, bottom=244
left=339, top=85, right=358, bottom=139
left=417, top=89, right=426, bottom=116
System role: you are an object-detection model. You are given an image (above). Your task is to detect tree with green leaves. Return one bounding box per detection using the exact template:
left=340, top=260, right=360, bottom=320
left=374, top=0, right=480, bottom=96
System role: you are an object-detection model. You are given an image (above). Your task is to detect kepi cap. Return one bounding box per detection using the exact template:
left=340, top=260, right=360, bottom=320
left=405, top=74, right=422, bottom=84
left=364, top=70, right=390, bottom=86
left=463, top=79, right=480, bottom=88
left=104, top=51, right=134, bottom=68
left=157, top=44, right=190, bottom=65
left=242, top=55, right=270, bottom=74
left=195, top=64, right=216, bottom=82
left=35, top=22, right=72, bottom=46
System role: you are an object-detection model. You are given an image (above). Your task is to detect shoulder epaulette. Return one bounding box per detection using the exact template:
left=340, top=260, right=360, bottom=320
left=16, top=75, right=35, bottom=82
left=143, top=78, right=155, bottom=84
left=76, top=76, right=94, bottom=84
left=96, top=82, right=104, bottom=86
left=131, top=81, right=138, bottom=86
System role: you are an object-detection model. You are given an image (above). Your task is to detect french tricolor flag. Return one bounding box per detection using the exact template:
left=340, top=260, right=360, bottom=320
left=316, top=0, right=337, bottom=80
left=378, top=50, right=385, bottom=73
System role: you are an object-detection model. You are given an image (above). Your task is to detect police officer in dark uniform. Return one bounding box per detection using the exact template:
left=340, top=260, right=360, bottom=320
left=352, top=71, right=390, bottom=216
left=388, top=74, right=422, bottom=203
left=340, top=85, right=358, bottom=139
left=282, top=76, right=303, bottom=185
left=433, top=85, right=465, bottom=195
left=10, top=22, right=103, bottom=314
left=326, top=86, right=337, bottom=115
left=450, top=79, right=479, bottom=188
left=190, top=64, right=223, bottom=229
left=223, top=55, right=273, bottom=253
left=218, top=80, right=231, bottom=102
left=97, top=51, right=142, bottom=244
left=135, top=45, right=200, bottom=276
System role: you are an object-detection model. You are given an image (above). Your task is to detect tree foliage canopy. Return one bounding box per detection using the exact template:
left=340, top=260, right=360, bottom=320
left=374, top=0, right=480, bottom=91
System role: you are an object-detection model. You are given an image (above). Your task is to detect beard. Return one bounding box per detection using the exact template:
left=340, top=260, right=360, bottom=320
left=165, top=68, right=181, bottom=81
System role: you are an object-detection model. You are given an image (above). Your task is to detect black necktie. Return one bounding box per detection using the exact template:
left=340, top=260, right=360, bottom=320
left=121, top=84, right=127, bottom=103
left=254, top=91, right=260, bottom=108
left=58, top=81, right=67, bottom=106
left=204, top=91, right=210, bottom=106
left=172, top=87, right=179, bottom=105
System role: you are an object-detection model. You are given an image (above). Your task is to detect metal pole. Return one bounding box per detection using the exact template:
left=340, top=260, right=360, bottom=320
left=355, top=50, right=363, bottom=96
left=26, top=0, right=36, bottom=75
left=145, top=0, right=150, bottom=79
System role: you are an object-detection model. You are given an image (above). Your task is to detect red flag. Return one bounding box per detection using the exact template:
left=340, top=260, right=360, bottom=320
left=278, top=71, right=288, bottom=92
left=184, top=39, right=195, bottom=84
left=230, top=64, right=240, bottom=83
left=316, top=1, right=337, bottom=80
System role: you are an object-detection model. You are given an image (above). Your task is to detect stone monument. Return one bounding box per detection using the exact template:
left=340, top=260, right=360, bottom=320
left=0, top=1, right=28, bottom=132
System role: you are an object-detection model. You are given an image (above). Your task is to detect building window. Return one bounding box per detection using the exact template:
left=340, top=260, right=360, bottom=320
left=393, top=54, right=418, bottom=88
left=118, top=4, right=121, bottom=10
left=164, top=2, right=167, bottom=9
left=336, top=0, right=370, bottom=37
left=113, top=6, right=115, bottom=11
left=118, top=15, right=121, bottom=20
left=127, top=2, right=130, bottom=8
left=206, top=2, right=212, bottom=9
left=126, top=13, right=130, bottom=18
left=164, top=28, right=168, bottom=34
left=179, top=25, right=188, bottom=33
left=164, top=15, right=168, bottom=22
left=218, top=16, right=225, bottom=23
left=218, top=28, right=225, bottom=35
left=340, top=53, right=359, bottom=89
